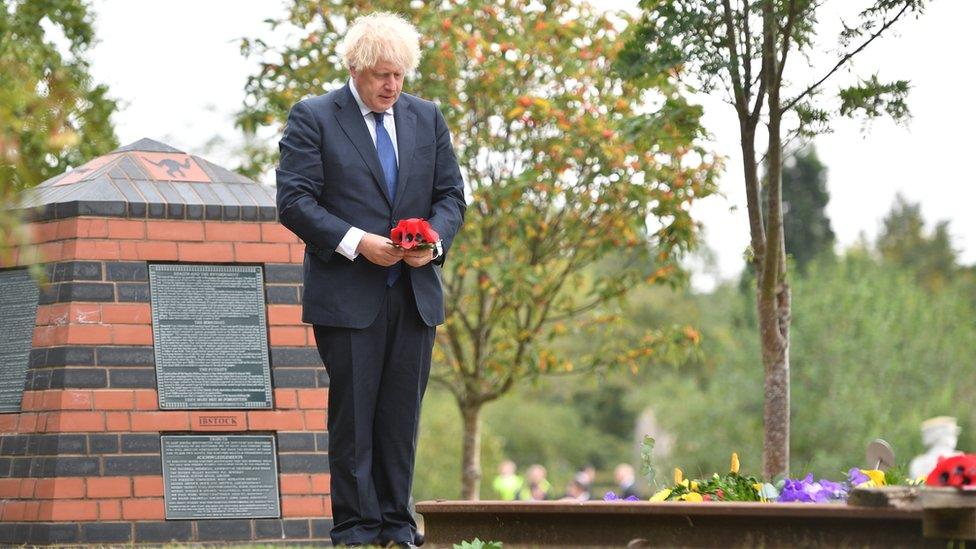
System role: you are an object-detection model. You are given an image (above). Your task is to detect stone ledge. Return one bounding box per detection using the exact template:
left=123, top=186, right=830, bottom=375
left=416, top=500, right=941, bottom=548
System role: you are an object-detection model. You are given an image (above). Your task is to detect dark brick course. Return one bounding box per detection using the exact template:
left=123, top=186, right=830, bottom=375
left=271, top=347, right=321, bottom=367
left=310, top=518, right=335, bottom=539
left=278, top=453, right=329, bottom=474
left=197, top=519, right=253, bottom=541
left=277, top=433, right=316, bottom=452
left=89, top=434, right=120, bottom=454
left=134, top=520, right=193, bottom=543
left=97, top=346, right=154, bottom=366
left=49, top=367, right=107, bottom=389
left=49, top=261, right=103, bottom=282
left=266, top=285, right=301, bottom=304
left=27, top=434, right=87, bottom=455
left=264, top=263, right=303, bottom=283
left=29, top=523, right=80, bottom=545
left=60, top=282, right=116, bottom=302
left=255, top=518, right=311, bottom=539
left=121, top=434, right=161, bottom=453
left=43, top=346, right=96, bottom=367
left=271, top=367, right=317, bottom=388
left=106, top=261, right=149, bottom=281
left=25, top=456, right=100, bottom=477
left=103, top=455, right=162, bottom=476
left=108, top=367, right=156, bottom=388
left=116, top=282, right=150, bottom=302
left=81, top=522, right=133, bottom=543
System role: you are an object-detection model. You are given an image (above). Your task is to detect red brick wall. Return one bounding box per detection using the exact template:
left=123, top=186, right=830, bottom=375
left=0, top=216, right=333, bottom=544
left=5, top=218, right=306, bottom=266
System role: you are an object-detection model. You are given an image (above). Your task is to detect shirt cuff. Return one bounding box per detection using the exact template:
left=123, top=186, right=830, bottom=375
left=336, top=226, right=366, bottom=261
left=433, top=240, right=443, bottom=259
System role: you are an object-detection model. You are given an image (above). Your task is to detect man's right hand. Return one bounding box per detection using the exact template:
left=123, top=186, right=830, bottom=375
left=356, top=233, right=404, bottom=266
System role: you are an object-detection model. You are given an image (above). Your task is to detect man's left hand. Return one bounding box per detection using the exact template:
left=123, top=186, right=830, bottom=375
left=402, top=247, right=434, bottom=267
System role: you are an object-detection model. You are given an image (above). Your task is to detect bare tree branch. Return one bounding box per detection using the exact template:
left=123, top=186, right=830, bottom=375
left=721, top=0, right=749, bottom=114
left=782, top=1, right=913, bottom=113
left=775, top=0, right=800, bottom=84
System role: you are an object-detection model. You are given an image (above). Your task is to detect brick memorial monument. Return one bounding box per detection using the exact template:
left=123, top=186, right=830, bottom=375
left=0, top=139, right=332, bottom=544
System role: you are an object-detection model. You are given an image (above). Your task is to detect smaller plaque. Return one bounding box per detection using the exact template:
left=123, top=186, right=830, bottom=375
left=161, top=435, right=280, bottom=519
left=0, top=269, right=39, bottom=413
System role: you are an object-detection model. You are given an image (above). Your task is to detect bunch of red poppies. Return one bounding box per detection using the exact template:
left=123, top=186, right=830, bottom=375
left=390, top=218, right=439, bottom=250
left=925, top=454, right=976, bottom=488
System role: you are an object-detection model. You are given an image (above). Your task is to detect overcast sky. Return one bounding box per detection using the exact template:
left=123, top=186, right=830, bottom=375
left=87, top=0, right=976, bottom=287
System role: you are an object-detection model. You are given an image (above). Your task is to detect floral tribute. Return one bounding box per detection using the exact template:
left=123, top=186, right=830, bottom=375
left=648, top=453, right=768, bottom=503
left=628, top=453, right=913, bottom=504
left=925, top=454, right=976, bottom=489
left=390, top=218, right=439, bottom=250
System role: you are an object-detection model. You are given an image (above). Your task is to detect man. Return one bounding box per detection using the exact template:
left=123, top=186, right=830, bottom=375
left=614, top=463, right=640, bottom=500
left=275, top=12, right=465, bottom=548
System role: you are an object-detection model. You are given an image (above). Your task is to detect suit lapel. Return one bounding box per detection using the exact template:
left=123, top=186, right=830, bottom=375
left=392, top=100, right=416, bottom=213
left=333, top=86, right=393, bottom=207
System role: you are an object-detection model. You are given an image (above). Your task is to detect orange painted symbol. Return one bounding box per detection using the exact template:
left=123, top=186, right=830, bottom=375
left=54, top=155, right=116, bottom=186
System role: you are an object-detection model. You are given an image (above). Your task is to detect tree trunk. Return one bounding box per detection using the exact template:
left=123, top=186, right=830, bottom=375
left=759, top=0, right=791, bottom=480
left=758, top=282, right=790, bottom=478
left=459, top=402, right=483, bottom=500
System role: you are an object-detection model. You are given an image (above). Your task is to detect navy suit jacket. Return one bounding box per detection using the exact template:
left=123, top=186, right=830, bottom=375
left=276, top=84, right=466, bottom=328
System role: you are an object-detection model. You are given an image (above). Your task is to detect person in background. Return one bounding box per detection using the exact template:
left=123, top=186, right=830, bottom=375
left=614, top=463, right=639, bottom=499
left=491, top=459, right=523, bottom=501
left=518, top=464, right=552, bottom=501
left=578, top=464, right=596, bottom=494
left=561, top=472, right=592, bottom=501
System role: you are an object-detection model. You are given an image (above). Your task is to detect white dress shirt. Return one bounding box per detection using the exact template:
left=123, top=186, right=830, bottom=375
left=335, top=79, right=441, bottom=261
left=335, top=79, right=398, bottom=260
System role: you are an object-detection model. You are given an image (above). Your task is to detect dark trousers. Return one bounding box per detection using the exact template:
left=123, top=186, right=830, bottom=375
left=312, top=275, right=434, bottom=545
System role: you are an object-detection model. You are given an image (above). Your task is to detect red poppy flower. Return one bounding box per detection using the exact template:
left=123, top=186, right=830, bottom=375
left=391, top=218, right=440, bottom=250
left=925, top=454, right=976, bottom=488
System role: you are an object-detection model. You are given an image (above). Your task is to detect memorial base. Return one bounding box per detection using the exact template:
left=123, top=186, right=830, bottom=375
left=416, top=500, right=954, bottom=548
left=0, top=517, right=332, bottom=545
left=1, top=140, right=333, bottom=545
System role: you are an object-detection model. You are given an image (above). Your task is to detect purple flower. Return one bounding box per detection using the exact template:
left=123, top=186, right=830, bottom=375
left=848, top=468, right=870, bottom=486
left=604, top=491, right=641, bottom=502
left=818, top=479, right=848, bottom=500
left=778, top=475, right=816, bottom=503
left=778, top=474, right=847, bottom=503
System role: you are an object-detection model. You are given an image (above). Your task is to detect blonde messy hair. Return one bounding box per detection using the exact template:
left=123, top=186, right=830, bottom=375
left=339, top=12, right=421, bottom=72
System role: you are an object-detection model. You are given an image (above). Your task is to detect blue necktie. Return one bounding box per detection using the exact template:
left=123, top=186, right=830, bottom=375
left=373, top=111, right=400, bottom=286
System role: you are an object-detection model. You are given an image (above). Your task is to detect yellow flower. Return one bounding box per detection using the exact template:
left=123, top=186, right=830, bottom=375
left=730, top=453, right=740, bottom=474
left=679, top=492, right=703, bottom=502
left=861, top=469, right=887, bottom=487
left=690, top=481, right=699, bottom=492
left=674, top=468, right=683, bottom=485
left=650, top=488, right=672, bottom=502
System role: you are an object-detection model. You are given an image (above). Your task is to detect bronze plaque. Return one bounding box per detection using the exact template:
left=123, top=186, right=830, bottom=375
left=149, top=264, right=272, bottom=409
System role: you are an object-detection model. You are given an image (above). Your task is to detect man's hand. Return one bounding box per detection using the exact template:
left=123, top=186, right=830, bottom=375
left=356, top=233, right=403, bottom=266
left=402, top=247, right=434, bottom=268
